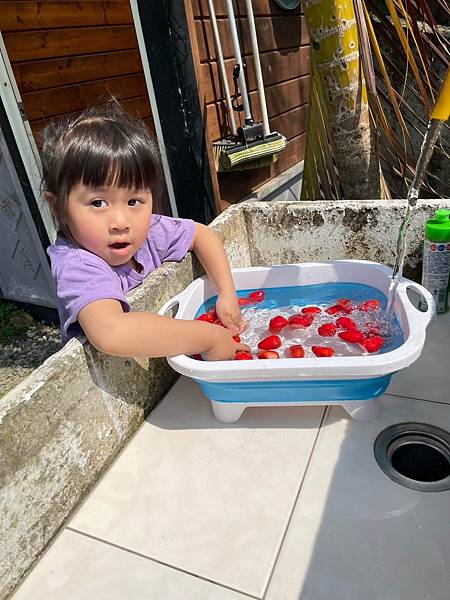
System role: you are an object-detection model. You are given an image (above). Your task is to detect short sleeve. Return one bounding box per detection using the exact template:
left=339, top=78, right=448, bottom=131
left=51, top=252, right=130, bottom=343
left=150, top=215, right=196, bottom=263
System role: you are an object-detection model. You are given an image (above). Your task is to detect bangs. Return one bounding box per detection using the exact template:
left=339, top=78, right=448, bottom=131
left=58, top=117, right=161, bottom=198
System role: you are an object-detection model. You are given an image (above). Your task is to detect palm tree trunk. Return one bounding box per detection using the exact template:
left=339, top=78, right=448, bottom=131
left=302, top=0, right=384, bottom=199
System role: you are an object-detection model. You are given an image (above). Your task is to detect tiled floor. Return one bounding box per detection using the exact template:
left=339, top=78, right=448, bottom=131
left=13, top=313, right=450, bottom=599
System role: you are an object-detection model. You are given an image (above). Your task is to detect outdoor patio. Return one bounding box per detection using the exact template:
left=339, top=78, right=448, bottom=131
left=12, top=309, right=450, bottom=599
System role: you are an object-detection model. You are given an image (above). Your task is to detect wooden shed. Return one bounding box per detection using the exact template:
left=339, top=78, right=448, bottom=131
left=1, top=0, right=310, bottom=219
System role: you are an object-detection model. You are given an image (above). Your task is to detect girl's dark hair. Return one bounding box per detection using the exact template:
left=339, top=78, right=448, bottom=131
left=41, top=99, right=163, bottom=236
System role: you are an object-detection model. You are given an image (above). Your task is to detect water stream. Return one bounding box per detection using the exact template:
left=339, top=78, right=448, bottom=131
left=386, top=118, right=445, bottom=321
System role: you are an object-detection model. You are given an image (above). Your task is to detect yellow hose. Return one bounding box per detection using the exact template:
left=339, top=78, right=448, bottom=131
left=431, top=68, right=450, bottom=121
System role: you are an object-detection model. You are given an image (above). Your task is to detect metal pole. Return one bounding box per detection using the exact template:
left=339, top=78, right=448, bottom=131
left=245, top=0, right=270, bottom=136
left=224, top=0, right=252, bottom=124
left=207, top=0, right=237, bottom=136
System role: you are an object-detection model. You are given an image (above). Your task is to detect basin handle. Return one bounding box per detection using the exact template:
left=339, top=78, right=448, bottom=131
left=158, top=289, right=191, bottom=319
left=397, top=281, right=435, bottom=327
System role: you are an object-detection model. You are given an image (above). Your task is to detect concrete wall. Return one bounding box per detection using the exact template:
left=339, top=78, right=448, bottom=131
left=2, top=198, right=449, bottom=597
left=242, top=199, right=450, bottom=282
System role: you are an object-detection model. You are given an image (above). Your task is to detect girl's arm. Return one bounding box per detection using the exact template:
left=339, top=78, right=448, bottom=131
left=190, top=223, right=244, bottom=334
left=78, top=299, right=249, bottom=360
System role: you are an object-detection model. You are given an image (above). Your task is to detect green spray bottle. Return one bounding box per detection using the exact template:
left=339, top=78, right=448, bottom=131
left=421, top=209, right=450, bottom=313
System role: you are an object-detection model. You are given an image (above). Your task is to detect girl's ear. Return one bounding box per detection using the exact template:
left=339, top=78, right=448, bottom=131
left=44, top=191, right=57, bottom=208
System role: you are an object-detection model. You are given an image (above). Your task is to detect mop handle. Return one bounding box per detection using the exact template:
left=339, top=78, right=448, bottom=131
left=207, top=0, right=237, bottom=136
left=245, top=0, right=270, bottom=137
left=224, top=0, right=253, bottom=124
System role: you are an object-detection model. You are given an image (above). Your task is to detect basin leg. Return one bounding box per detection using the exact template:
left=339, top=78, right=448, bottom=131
left=342, top=398, right=382, bottom=422
left=211, top=401, right=245, bottom=423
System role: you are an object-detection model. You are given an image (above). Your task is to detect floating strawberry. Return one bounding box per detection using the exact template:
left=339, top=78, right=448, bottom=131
left=235, top=351, right=253, bottom=360
left=249, top=290, right=265, bottom=302
left=288, top=314, right=314, bottom=328
left=238, top=297, right=252, bottom=306
left=257, top=350, right=280, bottom=359
left=233, top=335, right=241, bottom=343
left=302, top=306, right=322, bottom=314
left=269, top=315, right=288, bottom=333
left=312, top=346, right=335, bottom=357
left=196, top=311, right=215, bottom=323
left=288, top=344, right=305, bottom=358
left=336, top=298, right=354, bottom=313
left=336, top=316, right=357, bottom=330
left=338, top=329, right=365, bottom=343
left=325, top=304, right=345, bottom=315
left=318, top=323, right=337, bottom=337
left=359, top=299, right=381, bottom=312
left=363, top=336, right=385, bottom=353
left=337, top=298, right=352, bottom=306
left=258, top=335, right=282, bottom=350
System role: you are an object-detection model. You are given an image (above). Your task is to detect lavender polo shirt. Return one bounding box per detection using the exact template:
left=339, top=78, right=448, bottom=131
left=47, top=214, right=196, bottom=344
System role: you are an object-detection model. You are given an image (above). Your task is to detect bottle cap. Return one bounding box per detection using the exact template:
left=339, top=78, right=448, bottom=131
left=425, top=209, right=450, bottom=242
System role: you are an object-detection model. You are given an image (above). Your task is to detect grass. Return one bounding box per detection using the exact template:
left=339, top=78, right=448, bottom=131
left=0, top=300, right=35, bottom=345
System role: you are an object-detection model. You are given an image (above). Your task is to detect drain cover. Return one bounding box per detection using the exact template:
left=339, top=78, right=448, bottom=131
left=374, top=423, right=450, bottom=492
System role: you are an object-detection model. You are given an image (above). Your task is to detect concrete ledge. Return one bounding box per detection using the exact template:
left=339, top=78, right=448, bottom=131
left=2, top=198, right=449, bottom=597
left=0, top=207, right=250, bottom=598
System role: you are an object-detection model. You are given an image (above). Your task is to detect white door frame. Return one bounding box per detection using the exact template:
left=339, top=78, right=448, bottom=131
left=129, top=0, right=179, bottom=218
left=0, top=32, right=56, bottom=242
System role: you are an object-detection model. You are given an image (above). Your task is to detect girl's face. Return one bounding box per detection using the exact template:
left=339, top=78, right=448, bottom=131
left=65, top=182, right=153, bottom=268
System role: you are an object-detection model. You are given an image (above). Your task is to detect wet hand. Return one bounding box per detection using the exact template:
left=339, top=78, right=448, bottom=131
left=203, top=324, right=250, bottom=361
left=215, top=292, right=245, bottom=335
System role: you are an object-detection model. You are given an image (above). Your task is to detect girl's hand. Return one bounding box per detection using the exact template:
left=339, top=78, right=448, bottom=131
left=203, top=325, right=250, bottom=361
left=215, top=292, right=245, bottom=335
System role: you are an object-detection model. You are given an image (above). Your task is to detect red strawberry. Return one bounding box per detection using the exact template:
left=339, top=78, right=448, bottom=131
left=363, top=336, right=385, bottom=353
left=196, top=312, right=215, bottom=323
left=258, top=335, right=282, bottom=350
left=326, top=304, right=345, bottom=315
left=336, top=316, right=357, bottom=330
left=337, top=298, right=352, bottom=306
left=249, top=290, right=265, bottom=302
left=318, top=323, right=337, bottom=337
left=338, top=329, right=365, bottom=343
left=192, top=354, right=203, bottom=361
left=359, top=299, right=381, bottom=312
left=312, top=346, right=335, bottom=357
left=269, top=315, right=288, bottom=333
left=288, top=344, right=305, bottom=358
left=288, top=314, right=314, bottom=328
left=233, top=335, right=241, bottom=343
left=238, top=297, right=252, bottom=306
left=364, top=321, right=382, bottom=336
left=235, top=351, right=253, bottom=360
left=257, top=350, right=280, bottom=359
left=302, top=306, right=322, bottom=314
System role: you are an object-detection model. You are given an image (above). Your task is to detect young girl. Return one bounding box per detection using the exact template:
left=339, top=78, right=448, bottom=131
left=42, top=101, right=249, bottom=361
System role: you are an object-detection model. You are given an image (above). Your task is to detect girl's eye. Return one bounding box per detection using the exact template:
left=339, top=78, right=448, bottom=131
left=128, top=198, right=142, bottom=206
left=91, top=199, right=107, bottom=208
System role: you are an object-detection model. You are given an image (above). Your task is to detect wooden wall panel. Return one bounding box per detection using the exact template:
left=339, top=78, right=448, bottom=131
left=13, top=49, right=142, bottom=92
left=2, top=1, right=132, bottom=30
left=4, top=25, right=137, bottom=62
left=0, top=1, right=152, bottom=147
left=193, top=1, right=310, bottom=203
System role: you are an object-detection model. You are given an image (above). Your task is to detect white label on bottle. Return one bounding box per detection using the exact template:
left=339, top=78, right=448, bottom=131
left=421, top=239, right=450, bottom=312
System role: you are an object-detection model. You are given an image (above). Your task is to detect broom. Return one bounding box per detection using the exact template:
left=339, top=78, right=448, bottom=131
left=208, top=0, right=286, bottom=171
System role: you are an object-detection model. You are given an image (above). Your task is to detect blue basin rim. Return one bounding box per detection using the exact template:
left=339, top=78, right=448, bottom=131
left=195, top=375, right=392, bottom=404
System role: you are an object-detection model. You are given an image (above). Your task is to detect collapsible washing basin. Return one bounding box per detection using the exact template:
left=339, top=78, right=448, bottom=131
left=159, top=260, right=435, bottom=423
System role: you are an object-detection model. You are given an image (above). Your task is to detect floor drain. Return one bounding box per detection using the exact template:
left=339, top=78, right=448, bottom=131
left=374, top=423, right=450, bottom=492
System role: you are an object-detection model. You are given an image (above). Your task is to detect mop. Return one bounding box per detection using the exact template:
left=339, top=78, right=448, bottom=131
left=209, top=0, right=286, bottom=171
